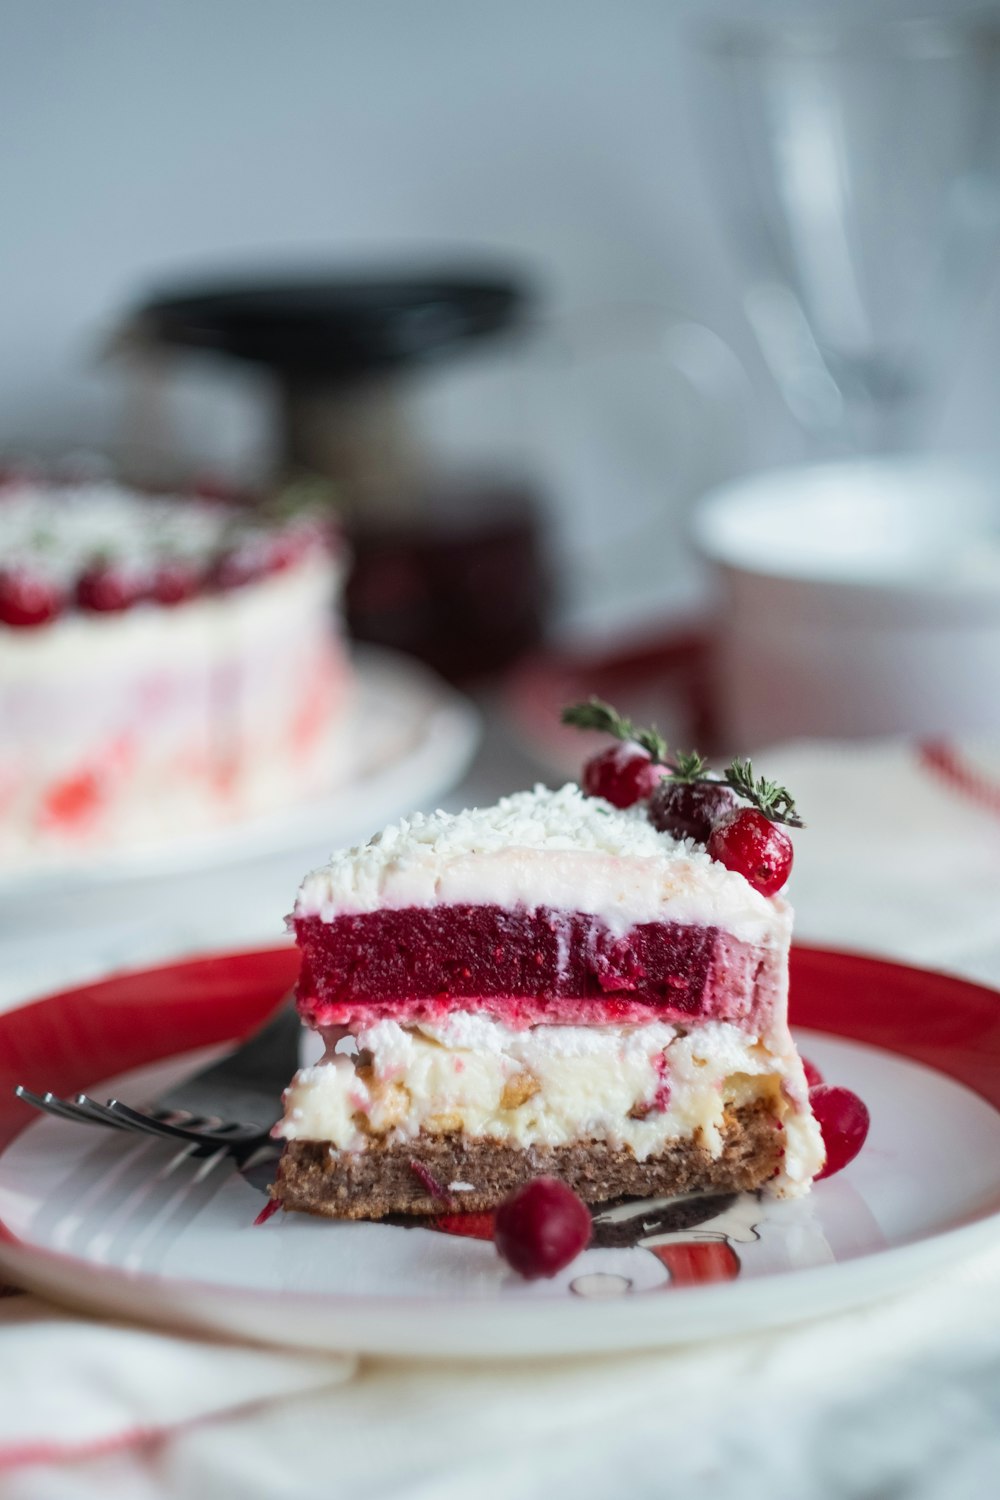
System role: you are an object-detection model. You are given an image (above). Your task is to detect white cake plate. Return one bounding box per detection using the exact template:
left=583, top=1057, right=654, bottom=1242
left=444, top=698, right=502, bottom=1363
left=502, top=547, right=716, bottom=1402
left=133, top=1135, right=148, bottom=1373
left=2, top=945, right=999, bottom=1358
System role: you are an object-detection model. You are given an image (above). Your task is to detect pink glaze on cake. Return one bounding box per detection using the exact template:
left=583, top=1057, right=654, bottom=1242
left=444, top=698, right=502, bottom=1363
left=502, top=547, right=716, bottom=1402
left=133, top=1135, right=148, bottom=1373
left=294, top=904, right=781, bottom=1031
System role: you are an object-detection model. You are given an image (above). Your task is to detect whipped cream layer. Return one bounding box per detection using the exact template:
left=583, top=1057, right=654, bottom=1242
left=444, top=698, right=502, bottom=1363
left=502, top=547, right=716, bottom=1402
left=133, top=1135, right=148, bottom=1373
left=278, top=1015, right=824, bottom=1195
left=295, top=785, right=790, bottom=946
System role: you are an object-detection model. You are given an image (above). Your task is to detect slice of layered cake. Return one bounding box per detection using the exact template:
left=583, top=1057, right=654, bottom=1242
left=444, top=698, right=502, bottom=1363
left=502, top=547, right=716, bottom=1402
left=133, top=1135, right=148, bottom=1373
left=273, top=708, right=825, bottom=1218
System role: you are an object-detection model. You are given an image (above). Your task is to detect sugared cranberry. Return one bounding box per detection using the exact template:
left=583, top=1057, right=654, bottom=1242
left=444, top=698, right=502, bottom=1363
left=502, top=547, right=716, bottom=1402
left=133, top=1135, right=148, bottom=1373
left=494, top=1177, right=591, bottom=1279
left=151, top=559, right=200, bottom=606
left=192, top=474, right=239, bottom=503
left=267, top=530, right=312, bottom=574
left=0, top=568, right=63, bottom=627
left=648, top=779, right=737, bottom=843
left=810, top=1084, right=870, bottom=1180
left=801, top=1056, right=824, bottom=1090
left=582, top=743, right=664, bottom=809
left=707, top=808, right=794, bottom=896
left=211, top=545, right=267, bottom=591
left=76, top=562, right=145, bottom=613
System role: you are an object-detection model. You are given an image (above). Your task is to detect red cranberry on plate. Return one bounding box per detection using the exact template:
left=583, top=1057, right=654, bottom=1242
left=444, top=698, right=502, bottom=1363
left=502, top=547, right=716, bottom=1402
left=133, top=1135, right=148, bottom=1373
left=0, top=567, right=64, bottom=627
left=810, top=1084, right=870, bottom=1180
left=582, top=743, right=665, bottom=809
left=494, top=1176, right=591, bottom=1280
left=707, top=807, right=794, bottom=896
left=648, top=778, right=738, bottom=844
left=801, top=1057, right=824, bottom=1090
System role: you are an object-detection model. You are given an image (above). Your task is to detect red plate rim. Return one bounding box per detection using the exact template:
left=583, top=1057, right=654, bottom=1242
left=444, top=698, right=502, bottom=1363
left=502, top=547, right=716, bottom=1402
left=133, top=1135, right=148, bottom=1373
left=1, top=942, right=1000, bottom=1345
left=1, top=941, right=999, bottom=1162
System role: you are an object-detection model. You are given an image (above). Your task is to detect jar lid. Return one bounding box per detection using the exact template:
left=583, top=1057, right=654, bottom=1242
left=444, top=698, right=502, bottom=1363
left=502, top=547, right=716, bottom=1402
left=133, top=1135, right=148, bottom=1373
left=125, top=271, right=530, bottom=385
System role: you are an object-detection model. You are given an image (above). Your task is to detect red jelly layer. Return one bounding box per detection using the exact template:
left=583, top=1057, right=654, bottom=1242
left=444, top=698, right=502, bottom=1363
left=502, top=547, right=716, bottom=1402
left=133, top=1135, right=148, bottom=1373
left=294, top=904, right=777, bottom=1030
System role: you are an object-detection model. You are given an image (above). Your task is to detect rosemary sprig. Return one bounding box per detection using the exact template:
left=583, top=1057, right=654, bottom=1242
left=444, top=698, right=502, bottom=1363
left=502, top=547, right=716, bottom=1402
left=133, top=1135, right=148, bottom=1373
left=723, top=757, right=804, bottom=828
left=561, top=697, right=669, bottom=764
left=671, top=749, right=711, bottom=783
left=561, top=698, right=804, bottom=827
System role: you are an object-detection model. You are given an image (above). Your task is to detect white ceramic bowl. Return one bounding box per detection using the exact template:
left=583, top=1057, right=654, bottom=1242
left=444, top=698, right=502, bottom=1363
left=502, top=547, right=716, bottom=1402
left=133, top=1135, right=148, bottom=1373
left=693, top=456, right=1000, bottom=746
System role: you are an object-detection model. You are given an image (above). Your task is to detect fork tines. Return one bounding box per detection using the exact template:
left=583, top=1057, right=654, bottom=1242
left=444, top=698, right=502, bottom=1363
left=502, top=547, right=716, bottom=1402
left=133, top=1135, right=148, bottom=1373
left=13, top=1085, right=267, bottom=1159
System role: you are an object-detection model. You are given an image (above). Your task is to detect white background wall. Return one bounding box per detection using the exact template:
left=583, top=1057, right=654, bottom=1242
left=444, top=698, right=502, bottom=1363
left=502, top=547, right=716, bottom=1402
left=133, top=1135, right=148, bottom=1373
left=2, top=0, right=999, bottom=627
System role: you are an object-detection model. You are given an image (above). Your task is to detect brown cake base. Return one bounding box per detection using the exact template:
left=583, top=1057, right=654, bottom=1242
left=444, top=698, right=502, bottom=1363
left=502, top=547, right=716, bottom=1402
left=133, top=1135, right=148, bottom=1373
left=272, top=1100, right=781, bottom=1220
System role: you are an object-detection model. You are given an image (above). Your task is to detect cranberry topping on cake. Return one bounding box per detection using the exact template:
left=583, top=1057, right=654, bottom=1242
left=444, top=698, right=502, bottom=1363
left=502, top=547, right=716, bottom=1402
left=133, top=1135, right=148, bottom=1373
left=563, top=697, right=803, bottom=895
left=648, top=779, right=738, bottom=844
left=581, top=743, right=666, bottom=808
left=0, top=476, right=335, bottom=625
left=708, top=808, right=795, bottom=896
left=0, top=566, right=64, bottom=627
left=76, top=560, right=149, bottom=614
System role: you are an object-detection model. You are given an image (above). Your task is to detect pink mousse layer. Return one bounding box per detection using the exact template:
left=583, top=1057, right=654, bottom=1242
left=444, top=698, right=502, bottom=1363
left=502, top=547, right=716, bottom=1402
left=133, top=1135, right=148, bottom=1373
left=294, top=904, right=782, bottom=1031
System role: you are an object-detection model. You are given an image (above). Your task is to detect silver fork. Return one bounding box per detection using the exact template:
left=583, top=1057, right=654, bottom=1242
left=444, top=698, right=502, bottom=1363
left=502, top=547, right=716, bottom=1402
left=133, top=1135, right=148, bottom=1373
left=12, top=1089, right=268, bottom=1160
left=14, top=993, right=301, bottom=1165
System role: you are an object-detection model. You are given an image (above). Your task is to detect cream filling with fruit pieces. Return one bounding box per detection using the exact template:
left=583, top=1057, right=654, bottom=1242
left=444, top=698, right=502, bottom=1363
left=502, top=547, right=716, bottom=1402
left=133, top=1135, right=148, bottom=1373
left=278, top=1014, right=824, bottom=1195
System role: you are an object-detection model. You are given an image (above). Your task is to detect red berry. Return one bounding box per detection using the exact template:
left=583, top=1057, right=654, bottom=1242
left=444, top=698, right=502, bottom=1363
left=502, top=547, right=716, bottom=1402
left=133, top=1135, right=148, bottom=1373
left=192, top=473, right=238, bottom=503
left=494, top=1176, right=591, bottom=1279
left=211, top=545, right=266, bottom=591
left=648, top=779, right=737, bottom=843
left=582, top=743, right=664, bottom=808
left=267, top=530, right=312, bottom=574
left=801, top=1056, right=824, bottom=1090
left=707, top=808, right=793, bottom=895
left=76, top=562, right=145, bottom=613
left=151, top=560, right=200, bottom=606
left=0, top=567, right=63, bottom=627
left=810, top=1084, right=870, bottom=1180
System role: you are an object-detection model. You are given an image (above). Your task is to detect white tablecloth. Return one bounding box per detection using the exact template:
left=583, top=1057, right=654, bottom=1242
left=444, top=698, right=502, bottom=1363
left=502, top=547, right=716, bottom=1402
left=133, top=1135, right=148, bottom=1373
left=3, top=736, right=1000, bottom=1499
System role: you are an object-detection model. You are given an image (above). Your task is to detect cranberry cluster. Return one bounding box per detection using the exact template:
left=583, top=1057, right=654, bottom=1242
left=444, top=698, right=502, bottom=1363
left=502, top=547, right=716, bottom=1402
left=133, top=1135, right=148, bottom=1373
left=582, top=741, right=794, bottom=897
left=0, top=524, right=322, bottom=629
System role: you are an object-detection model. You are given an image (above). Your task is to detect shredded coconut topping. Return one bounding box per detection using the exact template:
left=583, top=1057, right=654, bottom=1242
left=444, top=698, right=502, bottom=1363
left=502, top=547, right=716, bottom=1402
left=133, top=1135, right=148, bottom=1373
left=365, top=783, right=669, bottom=860
left=0, top=480, right=240, bottom=583
left=294, top=784, right=788, bottom=937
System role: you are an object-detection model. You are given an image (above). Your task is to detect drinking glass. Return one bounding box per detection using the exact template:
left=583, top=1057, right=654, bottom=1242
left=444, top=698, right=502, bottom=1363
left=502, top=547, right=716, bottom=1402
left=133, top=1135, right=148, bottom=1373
left=690, top=8, right=1000, bottom=452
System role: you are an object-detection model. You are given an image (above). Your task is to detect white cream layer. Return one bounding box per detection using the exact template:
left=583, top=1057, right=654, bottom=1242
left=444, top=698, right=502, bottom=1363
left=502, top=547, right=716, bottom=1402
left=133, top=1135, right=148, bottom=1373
left=0, top=553, right=341, bottom=680
left=278, top=1015, right=824, bottom=1195
left=294, top=784, right=790, bottom=945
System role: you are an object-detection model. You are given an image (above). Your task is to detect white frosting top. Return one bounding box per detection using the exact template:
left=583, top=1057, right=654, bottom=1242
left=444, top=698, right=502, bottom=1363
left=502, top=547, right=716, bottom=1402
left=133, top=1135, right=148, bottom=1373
left=0, top=477, right=332, bottom=596
left=0, top=480, right=235, bottom=583
left=295, top=783, right=789, bottom=944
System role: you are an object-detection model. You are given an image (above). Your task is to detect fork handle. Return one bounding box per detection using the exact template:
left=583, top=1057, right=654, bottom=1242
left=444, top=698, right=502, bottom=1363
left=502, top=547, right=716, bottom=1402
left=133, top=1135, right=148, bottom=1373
left=153, top=995, right=301, bottom=1130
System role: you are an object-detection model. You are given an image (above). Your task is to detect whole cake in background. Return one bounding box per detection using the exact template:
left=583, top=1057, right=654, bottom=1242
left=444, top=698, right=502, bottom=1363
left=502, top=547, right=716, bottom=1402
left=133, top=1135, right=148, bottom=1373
left=0, top=475, right=351, bottom=867
left=271, top=703, right=835, bottom=1221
